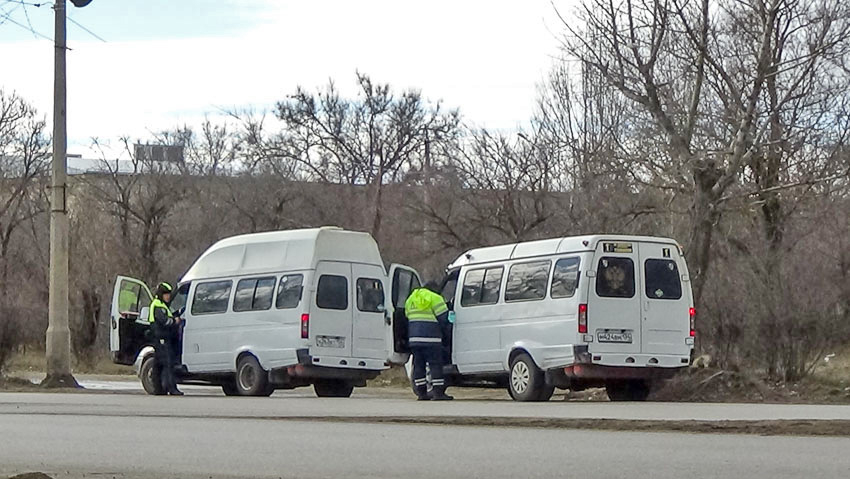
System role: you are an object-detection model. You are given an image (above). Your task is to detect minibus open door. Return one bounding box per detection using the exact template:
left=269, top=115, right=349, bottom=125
left=110, top=276, right=153, bottom=365
left=387, top=264, right=421, bottom=365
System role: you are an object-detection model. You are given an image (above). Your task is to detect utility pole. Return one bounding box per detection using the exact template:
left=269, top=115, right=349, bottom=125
left=42, top=0, right=78, bottom=388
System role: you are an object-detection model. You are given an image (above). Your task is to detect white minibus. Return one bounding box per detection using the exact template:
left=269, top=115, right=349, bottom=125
left=410, top=235, right=695, bottom=401
left=110, top=227, right=421, bottom=397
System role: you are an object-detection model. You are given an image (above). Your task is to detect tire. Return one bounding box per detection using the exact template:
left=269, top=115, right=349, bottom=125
left=606, top=379, right=651, bottom=401
left=313, top=379, right=354, bottom=398
left=221, top=381, right=240, bottom=396
left=140, top=356, right=165, bottom=396
left=235, top=355, right=271, bottom=396
left=508, top=353, right=551, bottom=402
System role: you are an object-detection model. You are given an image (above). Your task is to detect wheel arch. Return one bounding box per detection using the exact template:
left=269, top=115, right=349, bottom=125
left=133, top=345, right=156, bottom=377
left=506, top=343, right=545, bottom=371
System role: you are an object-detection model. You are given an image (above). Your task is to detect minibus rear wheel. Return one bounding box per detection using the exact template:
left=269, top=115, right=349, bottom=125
left=221, top=382, right=239, bottom=396
left=605, top=379, right=650, bottom=401
left=314, top=379, right=354, bottom=398
left=508, top=353, right=552, bottom=402
left=235, top=355, right=272, bottom=396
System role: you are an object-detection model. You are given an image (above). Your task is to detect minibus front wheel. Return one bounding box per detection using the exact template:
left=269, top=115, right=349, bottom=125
left=139, top=356, right=165, bottom=396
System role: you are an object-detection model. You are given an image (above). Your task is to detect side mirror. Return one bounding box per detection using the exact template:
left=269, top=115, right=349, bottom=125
left=136, top=306, right=150, bottom=325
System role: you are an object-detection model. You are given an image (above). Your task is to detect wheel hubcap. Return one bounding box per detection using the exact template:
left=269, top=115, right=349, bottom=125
left=239, top=365, right=256, bottom=391
left=511, top=361, right=530, bottom=394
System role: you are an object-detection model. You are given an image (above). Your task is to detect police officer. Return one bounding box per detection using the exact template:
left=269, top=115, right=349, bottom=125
left=405, top=281, right=452, bottom=401
left=149, top=282, right=183, bottom=396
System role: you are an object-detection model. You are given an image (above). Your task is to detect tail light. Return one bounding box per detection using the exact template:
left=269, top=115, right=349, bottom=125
left=689, top=308, right=696, bottom=337
left=301, top=313, right=310, bottom=339
left=578, top=303, right=588, bottom=334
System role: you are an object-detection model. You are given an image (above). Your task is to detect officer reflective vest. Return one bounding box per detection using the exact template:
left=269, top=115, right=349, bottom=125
left=404, top=288, right=449, bottom=346
left=148, top=298, right=172, bottom=324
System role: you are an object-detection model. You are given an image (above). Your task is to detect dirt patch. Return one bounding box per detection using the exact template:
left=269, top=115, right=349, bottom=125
left=258, top=416, right=850, bottom=437
left=649, top=367, right=850, bottom=404
left=268, top=415, right=850, bottom=437
left=9, top=473, right=54, bottom=479
left=0, top=376, right=38, bottom=391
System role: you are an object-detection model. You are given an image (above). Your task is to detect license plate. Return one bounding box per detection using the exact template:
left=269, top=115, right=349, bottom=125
left=597, top=330, right=633, bottom=343
left=316, top=335, right=346, bottom=348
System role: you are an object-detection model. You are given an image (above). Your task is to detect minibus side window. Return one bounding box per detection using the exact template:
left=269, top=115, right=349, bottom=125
left=233, top=277, right=275, bottom=312
left=191, top=280, right=232, bottom=315
left=317, top=275, right=348, bottom=310
left=551, top=257, right=581, bottom=299
left=480, top=268, right=503, bottom=304
left=252, top=277, right=275, bottom=310
left=276, top=274, right=304, bottom=309
left=596, top=257, right=635, bottom=298
left=460, top=269, right=484, bottom=307
left=461, top=267, right=502, bottom=307
left=170, top=283, right=190, bottom=313
left=644, top=259, right=682, bottom=300
left=392, top=270, right=414, bottom=308
left=357, top=278, right=385, bottom=313
left=505, top=260, right=551, bottom=302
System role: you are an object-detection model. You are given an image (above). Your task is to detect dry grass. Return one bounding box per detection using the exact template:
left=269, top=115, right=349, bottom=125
left=811, top=345, right=850, bottom=389
left=7, top=351, right=133, bottom=375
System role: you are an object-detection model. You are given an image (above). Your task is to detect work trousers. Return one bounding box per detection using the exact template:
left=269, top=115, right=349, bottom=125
left=411, top=344, right=445, bottom=397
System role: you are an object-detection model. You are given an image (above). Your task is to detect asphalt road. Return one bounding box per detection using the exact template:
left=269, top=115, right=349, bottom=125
left=4, top=390, right=850, bottom=421
left=2, top=409, right=850, bottom=479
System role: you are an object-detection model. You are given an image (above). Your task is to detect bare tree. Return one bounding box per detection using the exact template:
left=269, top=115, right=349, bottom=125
left=82, top=136, right=191, bottom=285
left=0, top=90, right=49, bottom=373
left=276, top=72, right=460, bottom=238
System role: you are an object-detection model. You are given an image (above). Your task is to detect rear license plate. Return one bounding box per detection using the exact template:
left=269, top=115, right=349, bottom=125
left=316, top=335, right=346, bottom=348
left=597, top=330, right=633, bottom=343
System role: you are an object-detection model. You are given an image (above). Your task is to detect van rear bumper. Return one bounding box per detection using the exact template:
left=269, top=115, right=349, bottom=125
left=562, top=363, right=684, bottom=380
left=544, top=347, right=689, bottom=388
left=268, top=349, right=383, bottom=387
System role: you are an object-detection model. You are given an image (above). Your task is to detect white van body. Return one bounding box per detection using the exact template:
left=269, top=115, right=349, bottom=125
left=110, top=227, right=420, bottom=397
left=411, top=234, right=694, bottom=401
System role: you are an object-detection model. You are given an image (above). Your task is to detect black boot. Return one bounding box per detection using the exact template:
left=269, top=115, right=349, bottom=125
left=415, top=386, right=429, bottom=401
left=429, top=387, right=453, bottom=401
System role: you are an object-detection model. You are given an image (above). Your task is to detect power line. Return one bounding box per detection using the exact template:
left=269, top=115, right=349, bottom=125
left=1, top=0, right=107, bottom=44
left=68, top=14, right=105, bottom=42
left=0, top=8, right=52, bottom=41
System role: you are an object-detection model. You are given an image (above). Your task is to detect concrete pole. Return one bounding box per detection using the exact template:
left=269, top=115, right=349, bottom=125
left=43, top=0, right=78, bottom=388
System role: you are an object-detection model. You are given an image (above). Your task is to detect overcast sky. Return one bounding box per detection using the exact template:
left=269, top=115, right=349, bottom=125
left=1, top=0, right=572, bottom=157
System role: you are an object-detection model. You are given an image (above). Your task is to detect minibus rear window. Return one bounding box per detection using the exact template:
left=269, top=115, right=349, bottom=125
left=595, top=257, right=635, bottom=298
left=317, top=275, right=348, bottom=310
left=357, top=278, right=385, bottom=313
left=644, top=259, right=682, bottom=300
